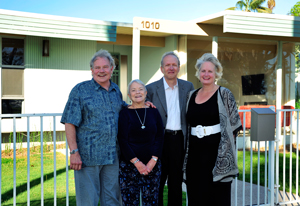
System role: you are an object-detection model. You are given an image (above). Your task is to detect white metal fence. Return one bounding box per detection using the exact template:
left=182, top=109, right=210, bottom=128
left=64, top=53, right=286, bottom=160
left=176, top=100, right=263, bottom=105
left=0, top=113, right=67, bottom=206
left=275, top=109, right=300, bottom=206
left=236, top=109, right=275, bottom=206
left=1, top=110, right=300, bottom=206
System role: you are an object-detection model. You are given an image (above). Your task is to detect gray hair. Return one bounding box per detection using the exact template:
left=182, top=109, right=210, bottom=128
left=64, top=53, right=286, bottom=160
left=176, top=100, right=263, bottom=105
left=90, top=49, right=115, bottom=71
left=127, top=79, right=147, bottom=95
left=195, top=53, right=223, bottom=81
left=160, top=51, right=180, bottom=68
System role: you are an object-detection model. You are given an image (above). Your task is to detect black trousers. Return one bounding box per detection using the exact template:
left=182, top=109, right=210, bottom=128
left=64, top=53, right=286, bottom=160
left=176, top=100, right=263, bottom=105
left=186, top=180, right=232, bottom=206
left=159, top=130, right=184, bottom=206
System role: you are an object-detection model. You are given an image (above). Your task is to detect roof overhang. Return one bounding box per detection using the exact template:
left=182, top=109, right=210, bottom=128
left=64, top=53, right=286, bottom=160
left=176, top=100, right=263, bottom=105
left=0, top=9, right=132, bottom=41
left=191, top=10, right=300, bottom=38
left=2, top=9, right=300, bottom=41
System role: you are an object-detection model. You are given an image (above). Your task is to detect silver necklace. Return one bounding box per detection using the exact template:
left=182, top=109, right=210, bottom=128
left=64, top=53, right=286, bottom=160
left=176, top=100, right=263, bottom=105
left=135, top=108, right=146, bottom=129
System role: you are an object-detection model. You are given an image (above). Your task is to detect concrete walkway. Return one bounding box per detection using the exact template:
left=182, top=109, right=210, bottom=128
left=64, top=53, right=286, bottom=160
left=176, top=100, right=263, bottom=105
left=232, top=179, right=300, bottom=205
left=231, top=179, right=267, bottom=206
left=182, top=180, right=300, bottom=206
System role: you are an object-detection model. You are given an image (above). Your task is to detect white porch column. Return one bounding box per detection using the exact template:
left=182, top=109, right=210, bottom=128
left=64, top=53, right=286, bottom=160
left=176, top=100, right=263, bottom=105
left=291, top=53, right=296, bottom=106
left=276, top=41, right=283, bottom=108
left=132, top=18, right=140, bottom=80
left=287, top=48, right=296, bottom=106
left=178, top=35, right=187, bottom=80
left=212, top=36, right=218, bottom=58
left=272, top=40, right=283, bottom=205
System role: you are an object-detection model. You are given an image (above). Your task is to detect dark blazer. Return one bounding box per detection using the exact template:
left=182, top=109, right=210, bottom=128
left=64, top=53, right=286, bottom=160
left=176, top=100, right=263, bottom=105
left=146, top=77, right=194, bottom=148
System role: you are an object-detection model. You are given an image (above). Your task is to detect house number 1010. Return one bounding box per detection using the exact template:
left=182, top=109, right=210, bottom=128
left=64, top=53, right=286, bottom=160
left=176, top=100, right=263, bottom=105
left=141, top=21, right=160, bottom=30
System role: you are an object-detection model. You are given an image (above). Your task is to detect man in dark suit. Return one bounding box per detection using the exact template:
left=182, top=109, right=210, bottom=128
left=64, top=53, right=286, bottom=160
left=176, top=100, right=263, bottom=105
left=146, top=51, right=194, bottom=206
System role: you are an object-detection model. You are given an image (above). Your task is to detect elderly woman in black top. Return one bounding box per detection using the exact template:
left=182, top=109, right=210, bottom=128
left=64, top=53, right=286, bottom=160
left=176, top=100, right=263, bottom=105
left=183, top=53, right=242, bottom=206
left=118, top=79, right=164, bottom=206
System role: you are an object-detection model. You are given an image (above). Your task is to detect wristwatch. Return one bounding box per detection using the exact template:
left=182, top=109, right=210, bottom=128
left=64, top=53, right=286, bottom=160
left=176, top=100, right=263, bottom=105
left=70, top=148, right=78, bottom=155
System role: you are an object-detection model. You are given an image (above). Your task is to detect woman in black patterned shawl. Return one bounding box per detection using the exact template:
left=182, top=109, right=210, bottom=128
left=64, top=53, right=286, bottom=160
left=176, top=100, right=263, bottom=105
left=183, top=53, right=242, bottom=206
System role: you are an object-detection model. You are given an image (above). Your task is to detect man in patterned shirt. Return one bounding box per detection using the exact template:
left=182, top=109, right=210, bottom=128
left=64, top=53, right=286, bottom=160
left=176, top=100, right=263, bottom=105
left=61, top=50, right=127, bottom=206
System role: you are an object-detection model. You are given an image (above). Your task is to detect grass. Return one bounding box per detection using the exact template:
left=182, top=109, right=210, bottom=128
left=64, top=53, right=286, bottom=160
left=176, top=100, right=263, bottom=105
left=163, top=186, right=187, bottom=206
left=237, top=150, right=300, bottom=196
left=4, top=147, right=298, bottom=205
left=1, top=152, right=76, bottom=206
left=237, top=150, right=267, bottom=185
left=1, top=149, right=186, bottom=205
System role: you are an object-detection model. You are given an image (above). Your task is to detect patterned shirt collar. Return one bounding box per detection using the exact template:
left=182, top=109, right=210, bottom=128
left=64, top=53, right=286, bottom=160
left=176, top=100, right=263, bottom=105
left=92, top=78, right=117, bottom=92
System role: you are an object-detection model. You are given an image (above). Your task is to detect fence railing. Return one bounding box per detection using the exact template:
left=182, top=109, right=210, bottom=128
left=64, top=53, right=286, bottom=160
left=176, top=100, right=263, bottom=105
left=275, top=109, right=300, bottom=205
left=0, top=113, right=63, bottom=206
left=237, top=109, right=275, bottom=206
left=1, top=110, right=300, bottom=206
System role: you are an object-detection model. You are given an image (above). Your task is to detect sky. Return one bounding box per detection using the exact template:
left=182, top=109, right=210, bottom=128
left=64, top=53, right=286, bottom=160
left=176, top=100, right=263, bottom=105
left=0, top=0, right=298, bottom=23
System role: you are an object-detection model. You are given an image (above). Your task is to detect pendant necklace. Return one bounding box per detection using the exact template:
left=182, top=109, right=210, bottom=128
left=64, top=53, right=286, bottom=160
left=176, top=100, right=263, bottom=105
left=135, top=108, right=146, bottom=129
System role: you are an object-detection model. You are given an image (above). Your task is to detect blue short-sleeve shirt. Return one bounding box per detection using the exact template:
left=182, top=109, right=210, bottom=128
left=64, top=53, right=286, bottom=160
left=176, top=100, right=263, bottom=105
left=61, top=78, right=127, bottom=167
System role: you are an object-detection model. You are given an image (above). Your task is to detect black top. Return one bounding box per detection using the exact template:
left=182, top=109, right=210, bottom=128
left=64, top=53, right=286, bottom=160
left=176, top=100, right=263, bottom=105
left=118, top=107, right=164, bottom=164
left=187, top=88, right=220, bottom=127
left=186, top=88, right=221, bottom=179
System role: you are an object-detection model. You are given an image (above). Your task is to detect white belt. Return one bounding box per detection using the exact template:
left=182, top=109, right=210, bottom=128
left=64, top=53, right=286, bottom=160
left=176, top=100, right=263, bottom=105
left=191, top=124, right=221, bottom=138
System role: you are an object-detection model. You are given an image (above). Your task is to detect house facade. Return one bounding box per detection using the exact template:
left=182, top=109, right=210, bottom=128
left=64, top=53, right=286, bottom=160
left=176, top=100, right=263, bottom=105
left=1, top=9, right=299, bottom=132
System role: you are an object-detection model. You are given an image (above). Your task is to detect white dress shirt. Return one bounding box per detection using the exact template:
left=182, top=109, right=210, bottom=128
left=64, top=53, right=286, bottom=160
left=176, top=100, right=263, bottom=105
left=163, top=77, right=181, bottom=130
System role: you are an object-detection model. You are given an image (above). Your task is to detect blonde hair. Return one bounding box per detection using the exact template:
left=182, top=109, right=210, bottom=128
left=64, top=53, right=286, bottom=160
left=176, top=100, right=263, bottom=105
left=195, top=53, right=223, bottom=81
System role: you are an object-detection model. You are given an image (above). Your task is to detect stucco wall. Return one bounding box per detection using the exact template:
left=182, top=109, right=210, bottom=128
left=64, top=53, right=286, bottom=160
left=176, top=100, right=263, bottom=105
left=23, top=36, right=96, bottom=115
left=140, top=35, right=178, bottom=85
left=97, top=35, right=178, bottom=100
left=26, top=36, right=96, bottom=70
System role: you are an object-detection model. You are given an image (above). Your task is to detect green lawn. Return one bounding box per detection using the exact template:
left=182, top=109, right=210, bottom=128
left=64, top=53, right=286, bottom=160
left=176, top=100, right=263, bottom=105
left=1, top=152, right=186, bottom=205
left=2, top=150, right=298, bottom=205
left=1, top=152, right=76, bottom=206
left=163, top=186, right=187, bottom=206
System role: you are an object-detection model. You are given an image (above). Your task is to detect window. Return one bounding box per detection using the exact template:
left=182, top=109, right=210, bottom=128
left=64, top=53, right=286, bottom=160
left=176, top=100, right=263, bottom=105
left=111, top=54, right=120, bottom=86
left=2, top=68, right=24, bottom=97
left=2, top=38, right=24, bottom=66
left=1, top=37, right=25, bottom=114
left=2, top=100, right=23, bottom=114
